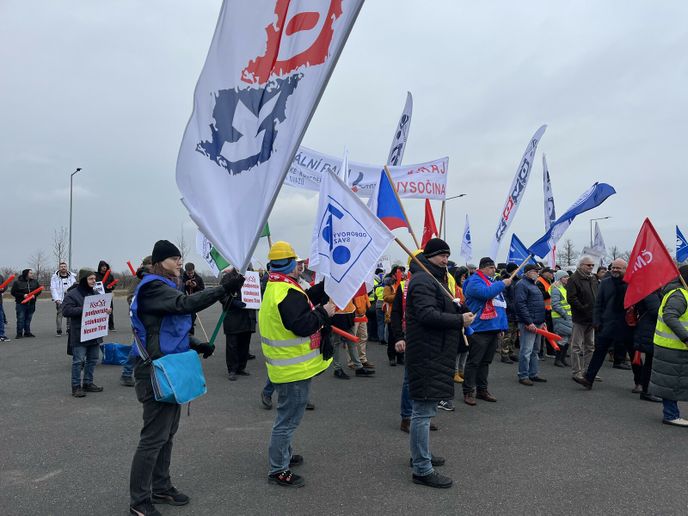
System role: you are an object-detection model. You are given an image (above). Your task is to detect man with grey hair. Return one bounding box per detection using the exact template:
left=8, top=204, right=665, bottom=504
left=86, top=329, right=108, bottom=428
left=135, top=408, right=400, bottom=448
left=566, top=255, right=598, bottom=380
left=575, top=259, right=636, bottom=389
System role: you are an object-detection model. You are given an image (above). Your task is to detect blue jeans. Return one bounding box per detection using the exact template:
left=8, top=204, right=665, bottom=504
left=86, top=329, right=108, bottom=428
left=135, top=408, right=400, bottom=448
left=269, top=379, right=311, bottom=474
left=410, top=399, right=438, bottom=476
left=376, top=306, right=386, bottom=342
left=663, top=399, right=680, bottom=421
left=518, top=324, right=541, bottom=380
left=72, top=344, right=99, bottom=387
left=400, top=368, right=412, bottom=419
left=0, top=302, right=6, bottom=336
left=16, top=303, right=35, bottom=335
left=121, top=345, right=137, bottom=378
left=263, top=378, right=274, bottom=398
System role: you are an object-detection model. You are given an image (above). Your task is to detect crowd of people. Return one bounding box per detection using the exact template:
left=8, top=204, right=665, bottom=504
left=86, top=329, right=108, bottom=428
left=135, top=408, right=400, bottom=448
left=2, top=237, right=688, bottom=515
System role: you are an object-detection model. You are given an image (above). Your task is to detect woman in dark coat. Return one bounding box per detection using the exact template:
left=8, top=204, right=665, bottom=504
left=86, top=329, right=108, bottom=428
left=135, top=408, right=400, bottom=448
left=61, top=269, right=110, bottom=397
left=632, top=290, right=662, bottom=401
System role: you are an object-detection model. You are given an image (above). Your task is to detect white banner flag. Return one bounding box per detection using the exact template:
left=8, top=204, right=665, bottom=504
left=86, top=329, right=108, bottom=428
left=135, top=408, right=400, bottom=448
left=176, top=0, right=364, bottom=272
left=489, top=125, right=547, bottom=259
left=460, top=214, right=472, bottom=262
left=387, top=91, right=413, bottom=166
left=543, top=154, right=556, bottom=231
left=309, top=165, right=395, bottom=309
left=285, top=146, right=449, bottom=199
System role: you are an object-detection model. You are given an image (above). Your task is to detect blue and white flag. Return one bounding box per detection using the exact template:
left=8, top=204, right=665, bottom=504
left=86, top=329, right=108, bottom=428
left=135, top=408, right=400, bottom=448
left=387, top=91, right=413, bottom=166
left=309, top=165, right=395, bottom=309
left=176, top=0, right=364, bottom=271
left=529, top=182, right=616, bottom=258
left=460, top=214, right=472, bottom=262
left=506, top=234, right=537, bottom=273
left=677, top=225, right=688, bottom=263
left=543, top=154, right=556, bottom=231
left=593, top=221, right=608, bottom=258
left=489, top=125, right=547, bottom=260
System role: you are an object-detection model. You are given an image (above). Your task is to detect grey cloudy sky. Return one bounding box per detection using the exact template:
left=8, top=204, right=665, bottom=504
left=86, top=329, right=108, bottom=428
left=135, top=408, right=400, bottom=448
left=1, top=0, right=686, bottom=274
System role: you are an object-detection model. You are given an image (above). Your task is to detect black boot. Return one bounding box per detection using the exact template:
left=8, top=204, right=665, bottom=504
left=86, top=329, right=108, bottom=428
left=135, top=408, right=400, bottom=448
left=554, top=348, right=565, bottom=367
left=560, top=345, right=570, bottom=367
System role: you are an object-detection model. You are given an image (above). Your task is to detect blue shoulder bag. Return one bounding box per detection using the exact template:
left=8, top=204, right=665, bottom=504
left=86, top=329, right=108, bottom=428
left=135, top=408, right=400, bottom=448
left=133, top=329, right=207, bottom=404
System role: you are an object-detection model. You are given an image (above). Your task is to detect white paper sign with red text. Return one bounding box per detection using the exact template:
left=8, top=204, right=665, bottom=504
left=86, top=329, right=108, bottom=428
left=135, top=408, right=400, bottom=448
left=240, top=271, right=262, bottom=310
left=80, top=293, right=113, bottom=342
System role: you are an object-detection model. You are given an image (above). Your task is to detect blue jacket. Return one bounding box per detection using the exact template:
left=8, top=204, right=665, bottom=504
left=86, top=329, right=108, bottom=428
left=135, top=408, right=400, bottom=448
left=514, top=276, right=546, bottom=325
left=463, top=273, right=508, bottom=332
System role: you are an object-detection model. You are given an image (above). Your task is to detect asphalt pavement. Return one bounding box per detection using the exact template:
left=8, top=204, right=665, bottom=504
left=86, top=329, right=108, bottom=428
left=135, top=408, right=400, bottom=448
left=1, top=297, right=687, bottom=515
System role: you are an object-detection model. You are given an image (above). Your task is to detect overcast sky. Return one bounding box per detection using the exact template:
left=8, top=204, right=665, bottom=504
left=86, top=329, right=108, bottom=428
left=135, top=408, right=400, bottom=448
left=1, top=0, right=686, bottom=274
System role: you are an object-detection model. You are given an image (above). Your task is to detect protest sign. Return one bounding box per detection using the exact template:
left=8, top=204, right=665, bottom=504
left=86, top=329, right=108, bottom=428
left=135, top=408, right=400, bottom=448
left=240, top=271, right=262, bottom=310
left=80, top=293, right=113, bottom=342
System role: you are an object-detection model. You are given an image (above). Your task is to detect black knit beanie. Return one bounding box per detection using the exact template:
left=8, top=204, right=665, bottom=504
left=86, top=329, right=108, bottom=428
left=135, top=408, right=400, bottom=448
left=423, top=238, right=451, bottom=258
left=152, top=240, right=181, bottom=264
left=479, top=257, right=495, bottom=268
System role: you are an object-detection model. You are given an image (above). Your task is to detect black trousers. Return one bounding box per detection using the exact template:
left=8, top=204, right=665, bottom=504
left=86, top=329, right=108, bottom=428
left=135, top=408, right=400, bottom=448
left=640, top=353, right=654, bottom=392
left=226, top=332, right=252, bottom=373
left=130, top=377, right=181, bottom=507
left=463, top=332, right=499, bottom=394
left=386, top=323, right=404, bottom=362
left=586, top=335, right=641, bottom=384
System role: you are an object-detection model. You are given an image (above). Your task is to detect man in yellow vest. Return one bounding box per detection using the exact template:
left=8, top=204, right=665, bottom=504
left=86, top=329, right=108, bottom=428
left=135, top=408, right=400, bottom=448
left=259, top=241, right=336, bottom=486
left=650, top=265, right=688, bottom=427
left=549, top=270, right=573, bottom=367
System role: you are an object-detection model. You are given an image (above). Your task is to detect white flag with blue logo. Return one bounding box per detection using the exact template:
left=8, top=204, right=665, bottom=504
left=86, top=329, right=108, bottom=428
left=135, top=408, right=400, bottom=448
left=175, top=0, right=364, bottom=272
left=309, top=165, right=395, bottom=309
left=460, top=214, right=472, bottom=261
left=677, top=226, right=688, bottom=263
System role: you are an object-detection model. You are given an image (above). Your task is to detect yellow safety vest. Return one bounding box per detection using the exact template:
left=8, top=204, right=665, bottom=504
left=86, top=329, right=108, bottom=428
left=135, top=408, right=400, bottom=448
left=549, top=284, right=571, bottom=319
left=369, top=278, right=380, bottom=302
left=258, top=280, right=332, bottom=383
left=448, top=274, right=456, bottom=297
left=654, top=288, right=688, bottom=350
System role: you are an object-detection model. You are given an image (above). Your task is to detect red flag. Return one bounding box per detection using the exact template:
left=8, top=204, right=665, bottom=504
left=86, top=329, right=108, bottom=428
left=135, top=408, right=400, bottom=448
left=623, top=218, right=679, bottom=308
left=421, top=199, right=439, bottom=248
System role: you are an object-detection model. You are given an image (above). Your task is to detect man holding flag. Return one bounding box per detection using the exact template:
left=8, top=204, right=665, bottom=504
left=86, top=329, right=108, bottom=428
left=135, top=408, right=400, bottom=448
left=259, top=241, right=337, bottom=487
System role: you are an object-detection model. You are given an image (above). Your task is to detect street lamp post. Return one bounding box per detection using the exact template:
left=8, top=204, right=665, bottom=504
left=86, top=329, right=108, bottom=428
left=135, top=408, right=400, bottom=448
left=589, top=216, right=611, bottom=247
left=68, top=167, right=83, bottom=270
left=440, top=193, right=467, bottom=240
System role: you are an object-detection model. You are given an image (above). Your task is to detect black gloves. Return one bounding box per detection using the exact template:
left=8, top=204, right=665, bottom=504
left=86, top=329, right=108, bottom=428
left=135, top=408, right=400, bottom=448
left=319, top=324, right=334, bottom=360
left=229, top=297, right=247, bottom=309
left=191, top=341, right=215, bottom=359
left=221, top=270, right=245, bottom=295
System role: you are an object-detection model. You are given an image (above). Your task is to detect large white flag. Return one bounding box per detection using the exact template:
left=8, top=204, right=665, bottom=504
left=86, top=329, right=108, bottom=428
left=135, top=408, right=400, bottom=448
left=176, top=0, right=364, bottom=271
left=309, top=165, right=395, bottom=309
left=489, top=125, right=547, bottom=259
left=387, top=91, right=413, bottom=166
left=460, top=214, right=472, bottom=262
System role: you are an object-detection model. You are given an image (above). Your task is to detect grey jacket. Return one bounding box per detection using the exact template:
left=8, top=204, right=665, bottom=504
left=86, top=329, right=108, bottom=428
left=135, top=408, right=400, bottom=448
left=650, top=280, right=688, bottom=401
left=550, top=284, right=573, bottom=336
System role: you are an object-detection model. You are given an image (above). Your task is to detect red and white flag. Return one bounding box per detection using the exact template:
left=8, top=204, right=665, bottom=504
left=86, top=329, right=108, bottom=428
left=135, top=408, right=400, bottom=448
left=176, top=0, right=364, bottom=271
left=624, top=218, right=679, bottom=308
left=421, top=199, right=439, bottom=248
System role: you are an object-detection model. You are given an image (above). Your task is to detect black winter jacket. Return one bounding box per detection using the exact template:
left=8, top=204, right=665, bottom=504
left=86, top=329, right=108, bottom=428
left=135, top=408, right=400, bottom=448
left=405, top=254, right=464, bottom=401
left=96, top=261, right=115, bottom=293
left=593, top=275, right=633, bottom=341
left=222, top=295, right=257, bottom=335
left=11, top=275, right=41, bottom=304
left=514, top=276, right=546, bottom=325
left=61, top=283, right=102, bottom=348
left=566, top=269, right=598, bottom=324
left=504, top=276, right=521, bottom=323
left=633, top=290, right=661, bottom=354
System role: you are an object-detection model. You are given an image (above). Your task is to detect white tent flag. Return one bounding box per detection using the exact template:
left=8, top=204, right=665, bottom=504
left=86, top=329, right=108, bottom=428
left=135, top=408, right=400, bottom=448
left=176, top=0, right=364, bottom=271
left=387, top=91, right=413, bottom=166
left=309, top=166, right=395, bottom=309
left=489, top=125, right=547, bottom=259
left=460, top=214, right=472, bottom=262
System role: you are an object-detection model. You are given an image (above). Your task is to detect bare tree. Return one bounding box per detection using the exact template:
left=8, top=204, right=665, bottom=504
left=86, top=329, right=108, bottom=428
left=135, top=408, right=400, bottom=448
left=52, top=226, right=68, bottom=267
left=558, top=239, right=577, bottom=266
left=29, top=249, right=51, bottom=285
left=609, top=246, right=621, bottom=259
left=177, top=225, right=190, bottom=262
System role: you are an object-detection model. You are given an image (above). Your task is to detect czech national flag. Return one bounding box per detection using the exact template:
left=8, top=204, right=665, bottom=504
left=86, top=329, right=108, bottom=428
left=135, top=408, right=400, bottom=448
left=369, top=170, right=408, bottom=230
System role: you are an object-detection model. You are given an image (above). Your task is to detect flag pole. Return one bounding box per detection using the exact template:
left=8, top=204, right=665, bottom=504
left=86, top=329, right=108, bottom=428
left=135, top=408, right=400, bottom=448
left=384, top=165, right=421, bottom=249
left=267, top=234, right=273, bottom=248
left=438, top=201, right=446, bottom=238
